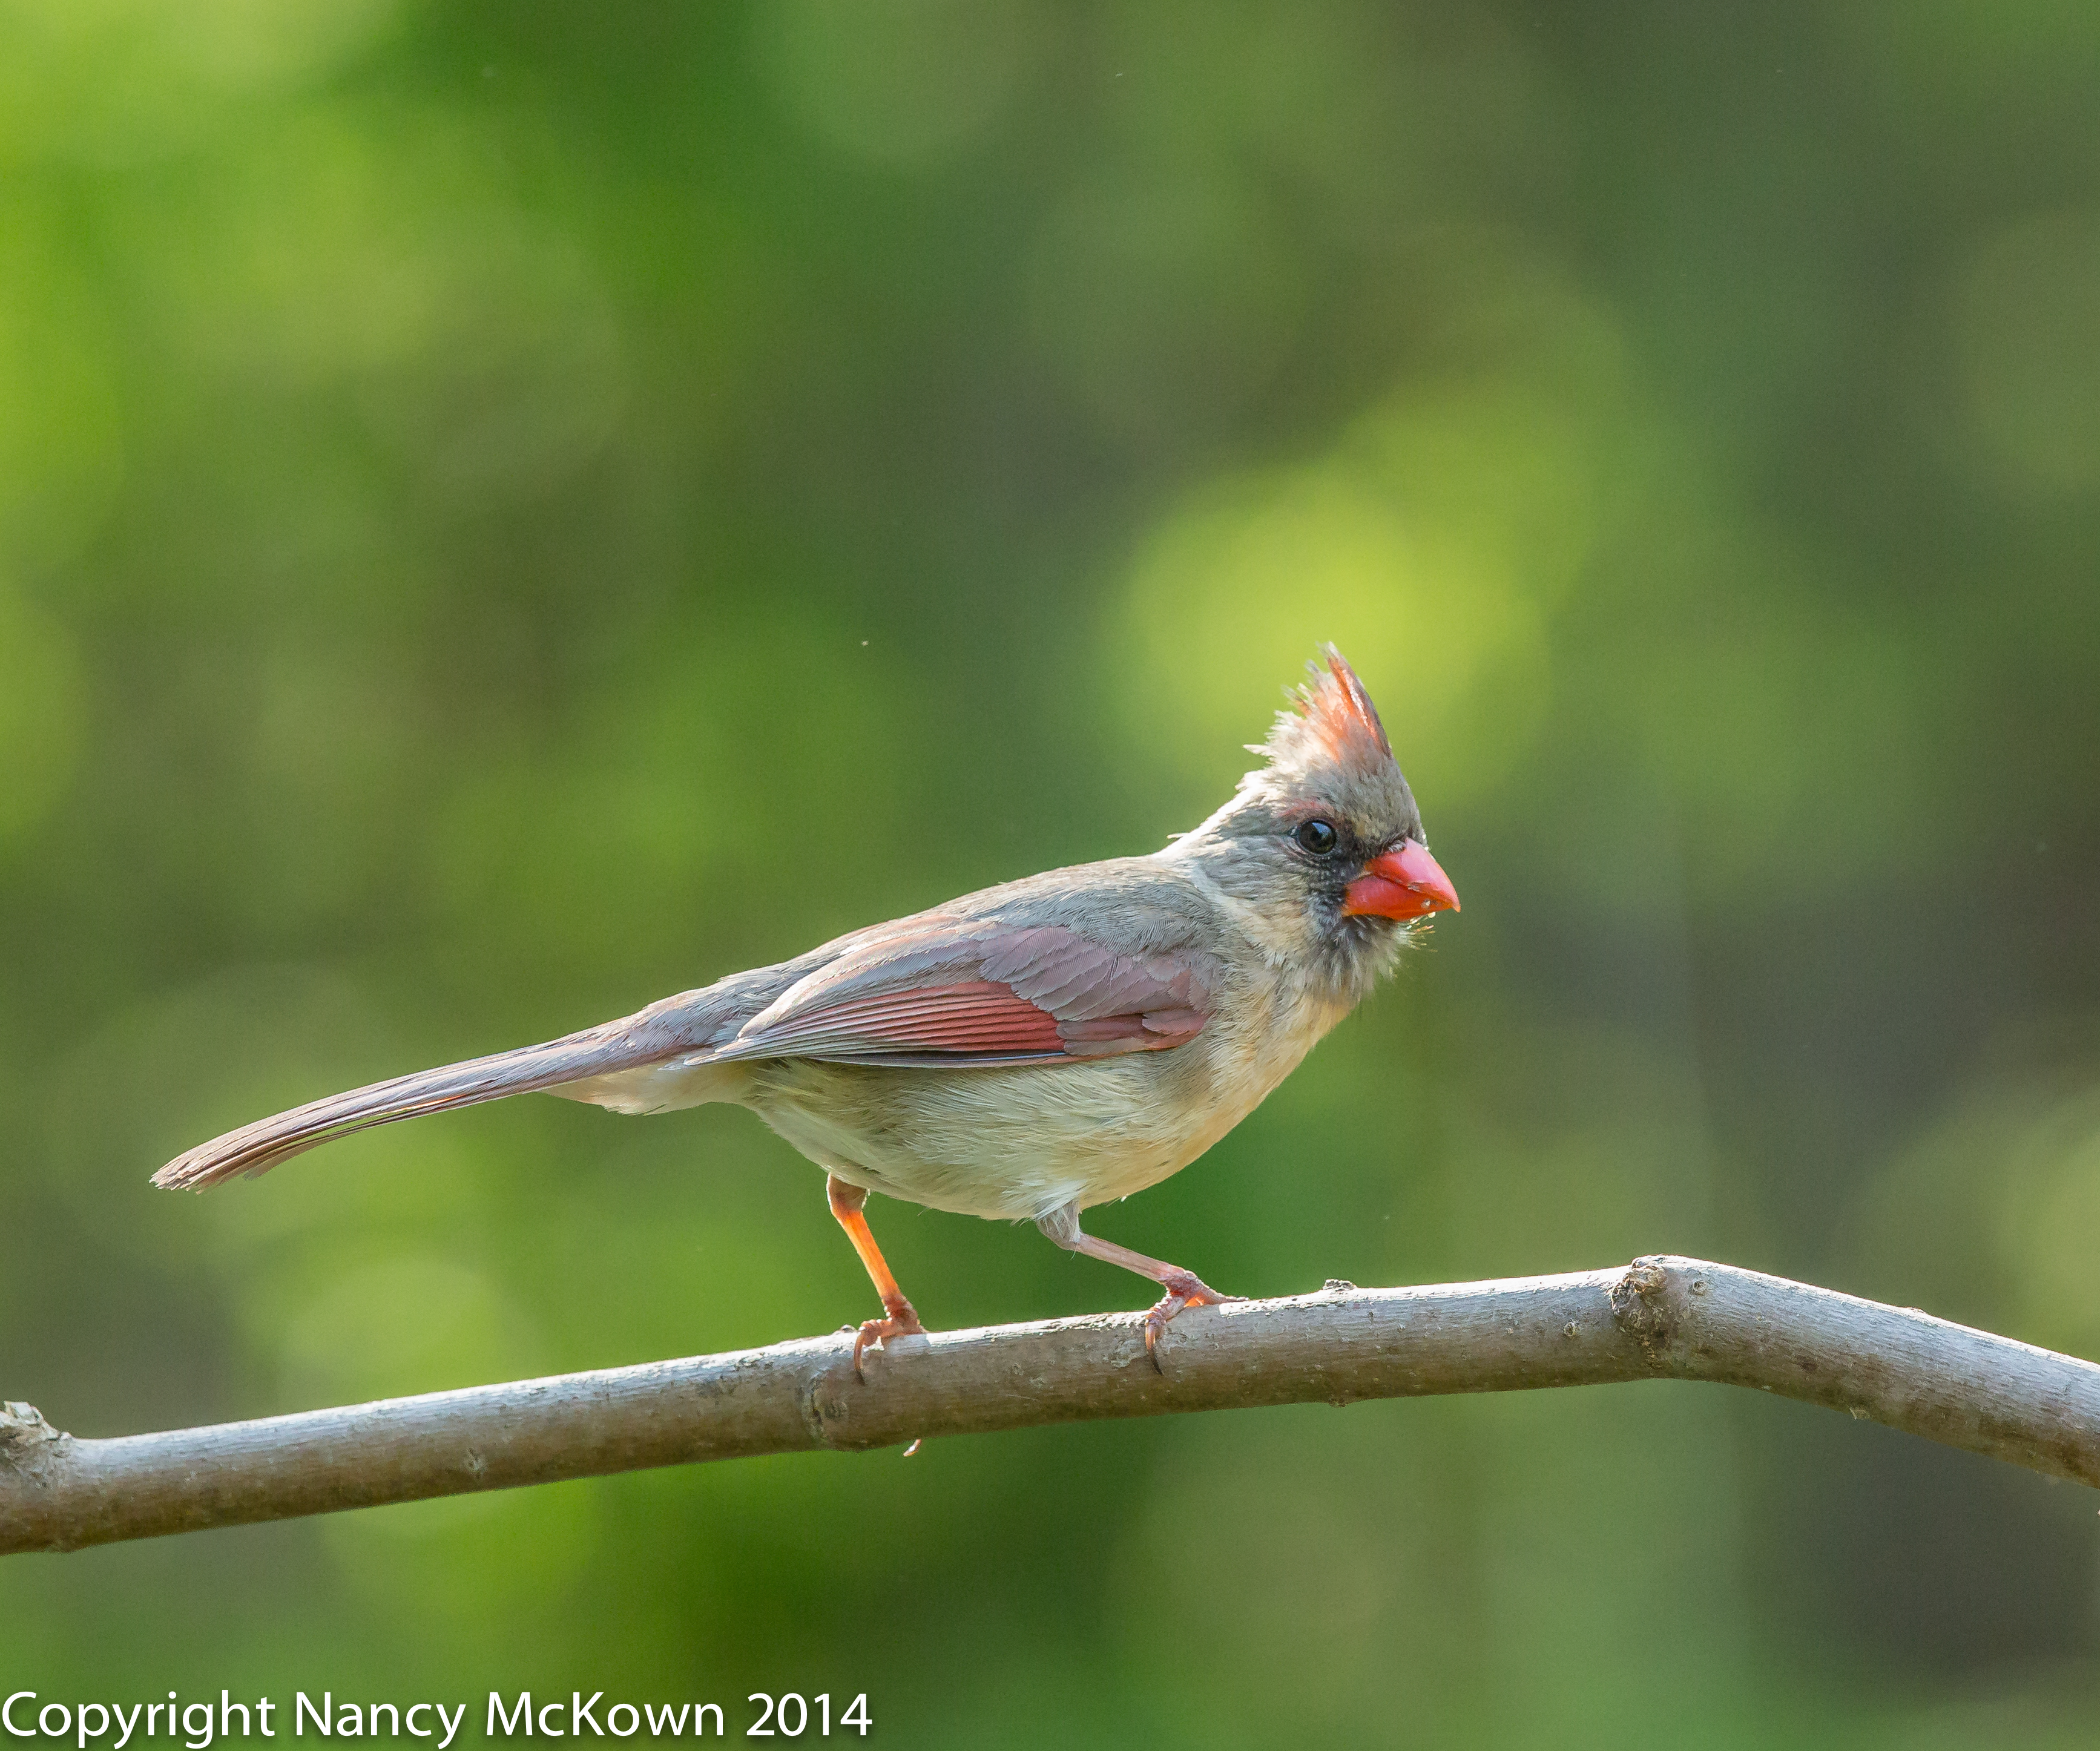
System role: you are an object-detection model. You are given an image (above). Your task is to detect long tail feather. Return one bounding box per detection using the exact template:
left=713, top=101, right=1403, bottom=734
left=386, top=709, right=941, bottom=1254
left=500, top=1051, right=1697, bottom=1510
left=153, top=1011, right=706, bottom=1191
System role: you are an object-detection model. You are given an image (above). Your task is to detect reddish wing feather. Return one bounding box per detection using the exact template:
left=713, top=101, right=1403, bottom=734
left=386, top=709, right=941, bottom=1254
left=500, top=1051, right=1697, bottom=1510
left=748, top=979, right=1064, bottom=1057
left=714, top=920, right=1213, bottom=1067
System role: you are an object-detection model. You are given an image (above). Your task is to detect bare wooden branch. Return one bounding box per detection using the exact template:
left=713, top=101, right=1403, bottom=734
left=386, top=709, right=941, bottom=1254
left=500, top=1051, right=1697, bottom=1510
left=7, top=1255, right=2098, bottom=1555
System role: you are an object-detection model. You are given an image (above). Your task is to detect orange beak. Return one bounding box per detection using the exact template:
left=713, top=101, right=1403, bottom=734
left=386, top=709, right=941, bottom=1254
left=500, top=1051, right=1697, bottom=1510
left=1340, top=840, right=1460, bottom=921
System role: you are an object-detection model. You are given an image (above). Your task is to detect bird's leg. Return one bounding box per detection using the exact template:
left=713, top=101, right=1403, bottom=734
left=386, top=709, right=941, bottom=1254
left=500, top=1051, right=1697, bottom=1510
left=826, top=1175, right=927, bottom=1378
left=1036, top=1201, right=1242, bottom=1369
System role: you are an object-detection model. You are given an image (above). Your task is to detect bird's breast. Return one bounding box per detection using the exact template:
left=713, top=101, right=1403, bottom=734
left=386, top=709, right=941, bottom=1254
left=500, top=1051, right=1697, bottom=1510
left=739, top=976, right=1353, bottom=1221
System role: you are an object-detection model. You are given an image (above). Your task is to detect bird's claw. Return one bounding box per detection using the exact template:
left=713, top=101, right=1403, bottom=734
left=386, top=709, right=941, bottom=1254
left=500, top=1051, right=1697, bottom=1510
left=1143, top=1270, right=1242, bottom=1372
left=852, top=1297, right=927, bottom=1380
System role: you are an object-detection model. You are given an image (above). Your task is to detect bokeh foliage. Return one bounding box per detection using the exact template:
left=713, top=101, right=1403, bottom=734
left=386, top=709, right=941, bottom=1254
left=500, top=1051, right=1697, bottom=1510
left=4, top=0, right=2100, bottom=1742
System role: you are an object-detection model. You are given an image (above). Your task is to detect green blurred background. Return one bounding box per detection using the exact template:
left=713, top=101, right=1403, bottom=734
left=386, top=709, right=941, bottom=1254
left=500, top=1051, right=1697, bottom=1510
left=4, top=0, right=2100, bottom=1741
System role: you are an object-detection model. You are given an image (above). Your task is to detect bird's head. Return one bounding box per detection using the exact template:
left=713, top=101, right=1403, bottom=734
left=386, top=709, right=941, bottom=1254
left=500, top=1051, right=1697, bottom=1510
left=1165, top=646, right=1458, bottom=998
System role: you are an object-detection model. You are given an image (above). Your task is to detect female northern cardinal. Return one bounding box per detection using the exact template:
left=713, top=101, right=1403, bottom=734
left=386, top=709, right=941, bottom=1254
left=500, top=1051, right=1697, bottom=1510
left=156, top=648, right=1458, bottom=1366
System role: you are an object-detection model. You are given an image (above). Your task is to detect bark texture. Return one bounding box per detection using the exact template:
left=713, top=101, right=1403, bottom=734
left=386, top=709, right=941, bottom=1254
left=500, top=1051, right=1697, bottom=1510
left=7, top=1256, right=2097, bottom=1555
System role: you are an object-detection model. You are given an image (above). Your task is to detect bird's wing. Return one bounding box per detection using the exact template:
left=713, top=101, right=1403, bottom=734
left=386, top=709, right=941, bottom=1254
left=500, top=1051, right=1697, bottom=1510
left=706, top=915, right=1215, bottom=1068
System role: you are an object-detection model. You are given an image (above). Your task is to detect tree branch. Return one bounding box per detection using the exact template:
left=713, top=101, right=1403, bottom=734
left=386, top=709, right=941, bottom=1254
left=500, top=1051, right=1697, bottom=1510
left=7, top=1255, right=2098, bottom=1555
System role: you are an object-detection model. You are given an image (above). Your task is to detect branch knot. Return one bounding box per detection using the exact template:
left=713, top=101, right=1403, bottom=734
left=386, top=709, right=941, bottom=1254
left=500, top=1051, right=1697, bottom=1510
left=0, top=1402, right=61, bottom=1483
left=1610, top=1261, right=1674, bottom=1365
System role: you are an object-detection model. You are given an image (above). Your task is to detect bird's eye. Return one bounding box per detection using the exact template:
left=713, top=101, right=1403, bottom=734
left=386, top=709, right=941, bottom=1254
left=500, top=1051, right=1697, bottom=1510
left=1294, top=818, right=1340, bottom=856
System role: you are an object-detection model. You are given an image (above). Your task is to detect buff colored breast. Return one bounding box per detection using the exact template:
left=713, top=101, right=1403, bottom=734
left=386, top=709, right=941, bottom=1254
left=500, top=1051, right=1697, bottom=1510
left=732, top=970, right=1352, bottom=1221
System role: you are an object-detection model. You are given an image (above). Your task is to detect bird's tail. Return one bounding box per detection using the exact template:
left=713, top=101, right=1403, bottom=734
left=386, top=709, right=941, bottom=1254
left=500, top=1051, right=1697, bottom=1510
left=152, top=1002, right=713, bottom=1191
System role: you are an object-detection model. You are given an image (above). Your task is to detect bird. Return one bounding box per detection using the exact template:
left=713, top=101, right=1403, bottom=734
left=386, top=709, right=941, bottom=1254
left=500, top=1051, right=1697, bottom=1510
left=154, top=647, right=1458, bottom=1370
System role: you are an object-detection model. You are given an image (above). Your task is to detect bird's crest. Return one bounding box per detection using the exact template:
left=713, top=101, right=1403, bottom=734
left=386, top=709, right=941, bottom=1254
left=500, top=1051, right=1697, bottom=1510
left=1253, top=645, right=1394, bottom=781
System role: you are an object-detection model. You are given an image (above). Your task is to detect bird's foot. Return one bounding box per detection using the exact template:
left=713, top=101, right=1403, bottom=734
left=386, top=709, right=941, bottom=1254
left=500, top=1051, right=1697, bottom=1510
left=852, top=1295, right=927, bottom=1379
left=1144, top=1270, right=1243, bottom=1372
